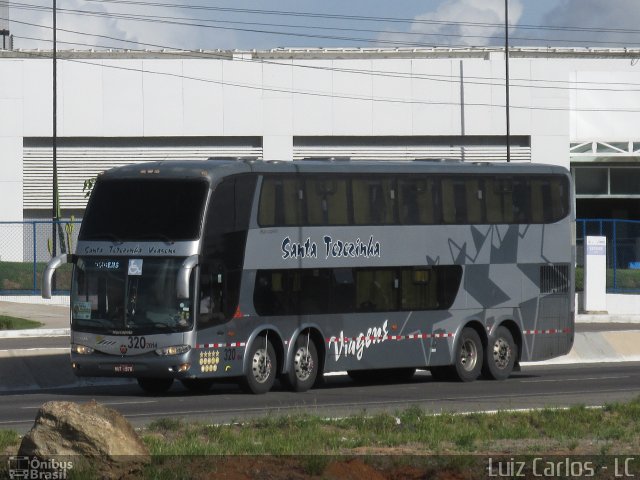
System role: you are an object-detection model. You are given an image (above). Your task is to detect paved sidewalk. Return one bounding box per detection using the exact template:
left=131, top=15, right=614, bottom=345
left=0, top=301, right=69, bottom=336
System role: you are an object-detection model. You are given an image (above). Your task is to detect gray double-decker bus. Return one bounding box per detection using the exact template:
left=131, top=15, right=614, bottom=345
left=43, top=158, right=575, bottom=394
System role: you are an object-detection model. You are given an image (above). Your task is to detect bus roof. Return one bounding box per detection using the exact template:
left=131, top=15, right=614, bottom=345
left=97, top=158, right=570, bottom=183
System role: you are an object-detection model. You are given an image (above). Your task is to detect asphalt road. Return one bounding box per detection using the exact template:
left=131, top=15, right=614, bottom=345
left=1, top=362, right=639, bottom=434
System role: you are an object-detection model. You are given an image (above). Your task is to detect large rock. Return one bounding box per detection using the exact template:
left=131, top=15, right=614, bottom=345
left=18, top=400, right=150, bottom=479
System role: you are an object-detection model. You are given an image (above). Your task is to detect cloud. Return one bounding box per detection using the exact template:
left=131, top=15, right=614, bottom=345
left=379, top=0, right=523, bottom=48
left=8, top=0, right=239, bottom=51
left=535, top=0, right=640, bottom=48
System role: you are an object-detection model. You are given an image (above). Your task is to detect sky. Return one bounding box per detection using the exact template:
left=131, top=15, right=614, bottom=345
left=2, top=0, right=640, bottom=52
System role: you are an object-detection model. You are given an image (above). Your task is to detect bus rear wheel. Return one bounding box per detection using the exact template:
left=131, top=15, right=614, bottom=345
left=240, top=337, right=277, bottom=394
left=452, top=327, right=483, bottom=382
left=482, top=326, right=517, bottom=381
left=137, top=377, right=174, bottom=394
left=285, top=335, right=319, bottom=392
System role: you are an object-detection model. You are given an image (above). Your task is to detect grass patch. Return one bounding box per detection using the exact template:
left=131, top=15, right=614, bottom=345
left=0, top=315, right=42, bottom=330
left=0, top=430, right=19, bottom=451
left=0, top=261, right=73, bottom=292
left=136, top=398, right=640, bottom=457
left=3, top=399, right=640, bottom=478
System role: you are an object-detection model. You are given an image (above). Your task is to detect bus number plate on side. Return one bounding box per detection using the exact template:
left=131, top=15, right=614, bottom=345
left=114, top=364, right=134, bottom=373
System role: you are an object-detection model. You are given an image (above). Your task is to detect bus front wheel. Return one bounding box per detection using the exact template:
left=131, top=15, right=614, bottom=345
left=482, top=326, right=517, bottom=381
left=137, top=377, right=174, bottom=394
left=285, top=335, right=319, bottom=392
left=452, top=327, right=483, bottom=382
left=240, top=337, right=277, bottom=394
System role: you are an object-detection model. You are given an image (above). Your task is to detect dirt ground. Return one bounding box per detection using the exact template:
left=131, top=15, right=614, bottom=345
left=172, top=455, right=474, bottom=480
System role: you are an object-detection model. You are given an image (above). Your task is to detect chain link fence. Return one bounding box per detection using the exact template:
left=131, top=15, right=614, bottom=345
left=0, top=220, right=81, bottom=295
left=576, top=219, right=640, bottom=293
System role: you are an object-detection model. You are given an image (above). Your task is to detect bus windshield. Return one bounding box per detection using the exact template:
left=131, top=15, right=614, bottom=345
left=79, top=178, right=209, bottom=242
left=71, top=257, right=194, bottom=335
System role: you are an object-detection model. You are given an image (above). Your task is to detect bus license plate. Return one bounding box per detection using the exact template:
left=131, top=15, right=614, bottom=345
left=114, top=364, right=134, bottom=373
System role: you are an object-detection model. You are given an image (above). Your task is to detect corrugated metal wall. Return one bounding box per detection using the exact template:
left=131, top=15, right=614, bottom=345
left=23, top=138, right=263, bottom=210
left=293, top=136, right=531, bottom=162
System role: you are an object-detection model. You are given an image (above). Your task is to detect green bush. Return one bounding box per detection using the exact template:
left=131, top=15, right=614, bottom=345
left=575, top=267, right=640, bottom=292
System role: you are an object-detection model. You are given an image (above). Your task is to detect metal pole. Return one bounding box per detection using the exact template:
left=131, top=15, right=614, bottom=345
left=33, top=221, right=37, bottom=294
left=505, top=0, right=511, bottom=163
left=52, top=0, right=58, bottom=292
left=52, top=0, right=58, bottom=252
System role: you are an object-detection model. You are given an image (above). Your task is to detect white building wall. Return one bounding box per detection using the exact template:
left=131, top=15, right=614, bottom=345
left=0, top=59, right=24, bottom=260
left=2, top=48, right=640, bottom=228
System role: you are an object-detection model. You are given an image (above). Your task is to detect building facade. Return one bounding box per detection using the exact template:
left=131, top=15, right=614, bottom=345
left=1, top=47, right=640, bottom=260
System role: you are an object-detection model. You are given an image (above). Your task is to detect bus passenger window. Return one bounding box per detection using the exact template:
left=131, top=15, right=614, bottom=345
left=465, top=178, right=483, bottom=224
left=549, top=177, right=569, bottom=221
left=258, top=177, right=301, bottom=227
left=352, top=178, right=396, bottom=225
left=304, top=178, right=349, bottom=225
left=401, top=268, right=438, bottom=310
left=486, top=178, right=515, bottom=224
left=511, top=179, right=529, bottom=223
left=331, top=268, right=355, bottom=313
left=299, top=270, right=331, bottom=314
left=398, top=178, right=438, bottom=225
left=254, top=271, right=280, bottom=316
left=530, top=179, right=547, bottom=223
left=356, top=269, right=396, bottom=312
left=441, top=178, right=467, bottom=224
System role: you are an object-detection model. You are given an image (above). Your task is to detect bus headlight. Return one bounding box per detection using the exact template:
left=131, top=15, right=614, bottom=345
left=71, top=344, right=94, bottom=355
left=155, top=345, right=191, bottom=356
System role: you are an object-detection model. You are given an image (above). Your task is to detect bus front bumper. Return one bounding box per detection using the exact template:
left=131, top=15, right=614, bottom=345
left=70, top=347, right=244, bottom=379
left=70, top=351, right=194, bottom=379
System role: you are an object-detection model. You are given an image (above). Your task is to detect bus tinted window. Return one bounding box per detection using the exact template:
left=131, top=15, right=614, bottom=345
left=398, top=178, right=440, bottom=224
left=352, top=177, right=396, bottom=225
left=253, top=266, right=462, bottom=316
left=441, top=176, right=484, bottom=224
left=485, top=178, right=513, bottom=224
left=202, top=175, right=257, bottom=321
left=258, top=177, right=301, bottom=227
left=304, top=177, right=350, bottom=225
left=355, top=269, right=397, bottom=311
left=256, top=172, right=569, bottom=227
left=80, top=179, right=208, bottom=241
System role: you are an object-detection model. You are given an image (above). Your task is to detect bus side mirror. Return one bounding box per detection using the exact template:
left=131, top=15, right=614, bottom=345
left=177, top=254, right=199, bottom=300
left=42, top=254, right=71, bottom=299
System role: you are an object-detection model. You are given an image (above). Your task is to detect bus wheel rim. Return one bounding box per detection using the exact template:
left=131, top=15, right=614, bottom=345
left=492, top=338, right=511, bottom=370
left=294, top=347, right=313, bottom=381
left=460, top=339, right=478, bottom=372
left=251, top=348, right=272, bottom=384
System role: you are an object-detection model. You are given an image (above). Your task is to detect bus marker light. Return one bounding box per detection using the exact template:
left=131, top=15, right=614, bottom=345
left=228, top=331, right=236, bottom=337
left=72, top=344, right=94, bottom=355
left=177, top=363, right=191, bottom=372
left=391, top=324, right=398, bottom=331
left=232, top=307, right=243, bottom=319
